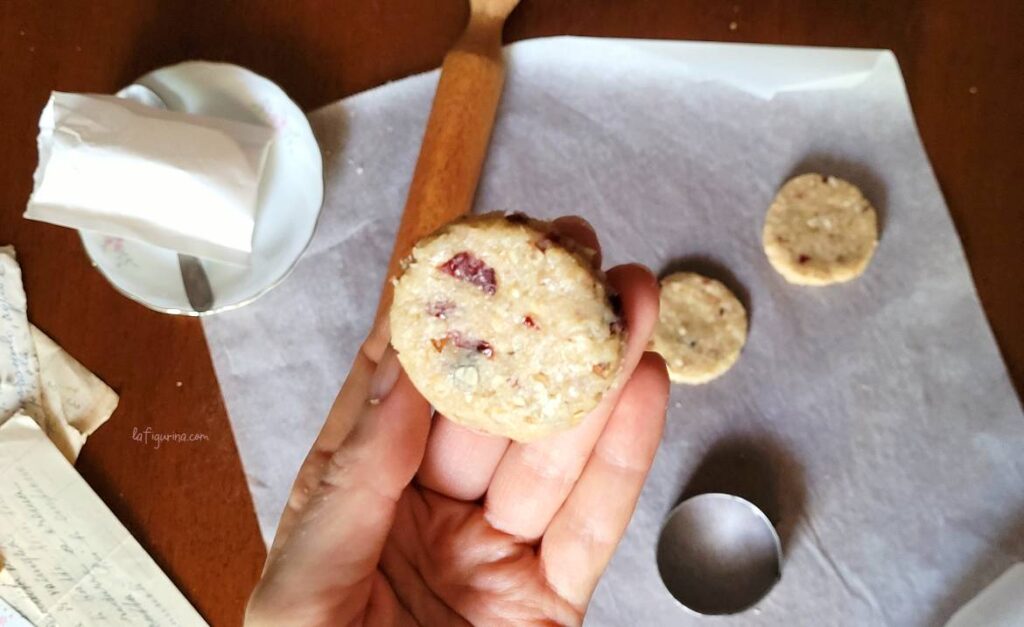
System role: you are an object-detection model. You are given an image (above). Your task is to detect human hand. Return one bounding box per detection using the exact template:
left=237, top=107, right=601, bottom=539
left=246, top=217, right=669, bottom=626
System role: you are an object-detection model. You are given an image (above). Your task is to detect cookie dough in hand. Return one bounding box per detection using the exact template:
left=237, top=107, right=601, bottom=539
left=390, top=213, right=625, bottom=442
left=762, top=173, right=879, bottom=285
left=651, top=272, right=747, bottom=384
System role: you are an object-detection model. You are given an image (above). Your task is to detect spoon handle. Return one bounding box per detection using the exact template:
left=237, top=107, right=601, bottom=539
left=178, top=253, right=214, bottom=313
left=373, top=1, right=520, bottom=332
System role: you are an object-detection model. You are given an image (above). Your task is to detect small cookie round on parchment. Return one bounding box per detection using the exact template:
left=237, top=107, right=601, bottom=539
left=762, top=173, right=879, bottom=286
left=390, top=212, right=625, bottom=442
left=651, top=272, right=747, bottom=385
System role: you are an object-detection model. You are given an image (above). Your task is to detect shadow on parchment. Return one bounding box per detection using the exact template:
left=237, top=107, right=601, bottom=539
left=928, top=508, right=1024, bottom=625
left=676, top=434, right=807, bottom=557
left=659, top=255, right=753, bottom=328
left=785, top=154, right=889, bottom=238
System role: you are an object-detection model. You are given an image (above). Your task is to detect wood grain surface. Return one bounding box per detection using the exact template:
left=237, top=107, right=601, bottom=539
left=1, top=2, right=1021, bottom=625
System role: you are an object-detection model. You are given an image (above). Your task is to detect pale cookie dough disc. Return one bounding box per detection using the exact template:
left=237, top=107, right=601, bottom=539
left=651, top=272, right=747, bottom=385
left=390, top=213, right=625, bottom=442
left=762, top=173, right=879, bottom=285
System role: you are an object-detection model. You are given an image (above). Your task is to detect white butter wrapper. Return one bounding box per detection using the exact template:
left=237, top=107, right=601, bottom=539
left=25, top=92, right=274, bottom=265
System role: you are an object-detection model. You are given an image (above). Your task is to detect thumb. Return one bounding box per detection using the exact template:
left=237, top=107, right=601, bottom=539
left=248, top=347, right=431, bottom=626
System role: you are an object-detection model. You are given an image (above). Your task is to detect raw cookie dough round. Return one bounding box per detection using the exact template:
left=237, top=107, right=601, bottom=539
left=390, top=212, right=625, bottom=442
left=762, top=173, right=879, bottom=285
left=651, top=272, right=747, bottom=385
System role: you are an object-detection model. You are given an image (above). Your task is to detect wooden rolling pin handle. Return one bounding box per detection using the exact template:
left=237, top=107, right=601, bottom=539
left=372, top=7, right=512, bottom=337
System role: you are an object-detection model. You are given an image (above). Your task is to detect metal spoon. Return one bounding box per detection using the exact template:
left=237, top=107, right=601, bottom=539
left=115, top=84, right=215, bottom=313
left=656, top=493, right=782, bottom=615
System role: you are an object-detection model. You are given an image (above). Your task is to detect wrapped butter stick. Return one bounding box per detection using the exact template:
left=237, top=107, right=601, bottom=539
left=25, top=92, right=274, bottom=265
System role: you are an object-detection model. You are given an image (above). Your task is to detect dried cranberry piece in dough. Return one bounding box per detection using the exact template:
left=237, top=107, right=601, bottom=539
left=475, top=341, right=494, bottom=358
left=438, top=252, right=497, bottom=295
left=443, top=330, right=495, bottom=359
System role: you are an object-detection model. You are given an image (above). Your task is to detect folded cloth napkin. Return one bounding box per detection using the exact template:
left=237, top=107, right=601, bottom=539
left=25, top=92, right=274, bottom=265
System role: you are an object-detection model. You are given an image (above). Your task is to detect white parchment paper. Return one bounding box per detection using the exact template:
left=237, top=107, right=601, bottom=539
left=202, top=38, right=1024, bottom=625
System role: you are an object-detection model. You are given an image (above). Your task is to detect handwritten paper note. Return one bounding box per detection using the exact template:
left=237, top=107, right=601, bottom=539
left=0, top=246, right=118, bottom=462
left=31, top=326, right=118, bottom=462
left=0, top=414, right=207, bottom=626
left=0, top=247, right=42, bottom=423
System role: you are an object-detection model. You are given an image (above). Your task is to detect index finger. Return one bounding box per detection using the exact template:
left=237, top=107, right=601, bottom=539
left=268, top=319, right=392, bottom=562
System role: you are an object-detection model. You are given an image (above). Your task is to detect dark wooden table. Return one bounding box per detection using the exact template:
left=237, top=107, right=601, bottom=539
left=2, top=1, right=1021, bottom=624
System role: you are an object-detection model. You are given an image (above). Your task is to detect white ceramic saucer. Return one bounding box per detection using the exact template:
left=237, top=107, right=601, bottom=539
left=79, top=62, right=324, bottom=315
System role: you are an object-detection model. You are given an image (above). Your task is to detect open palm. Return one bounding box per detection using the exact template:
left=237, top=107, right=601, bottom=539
left=247, top=219, right=668, bottom=626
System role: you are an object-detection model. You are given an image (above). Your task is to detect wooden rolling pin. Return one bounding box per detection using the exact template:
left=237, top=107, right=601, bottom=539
left=373, top=0, right=521, bottom=335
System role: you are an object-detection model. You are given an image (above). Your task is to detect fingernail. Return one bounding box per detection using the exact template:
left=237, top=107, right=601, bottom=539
left=368, top=346, right=401, bottom=404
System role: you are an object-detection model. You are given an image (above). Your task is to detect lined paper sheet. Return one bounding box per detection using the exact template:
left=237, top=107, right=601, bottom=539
left=0, top=414, right=207, bottom=626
